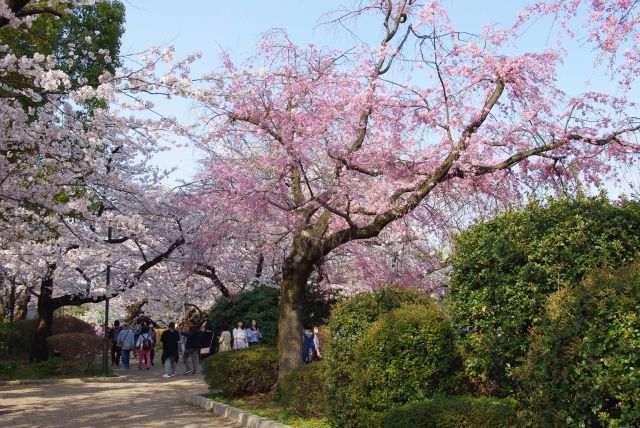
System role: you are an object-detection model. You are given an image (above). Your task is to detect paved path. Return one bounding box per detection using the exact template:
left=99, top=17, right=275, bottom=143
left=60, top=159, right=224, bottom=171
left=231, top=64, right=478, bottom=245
left=0, top=358, right=241, bottom=428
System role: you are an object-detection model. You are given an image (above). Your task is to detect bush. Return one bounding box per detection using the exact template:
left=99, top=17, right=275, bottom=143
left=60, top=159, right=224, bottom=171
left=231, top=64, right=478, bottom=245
left=0, top=358, right=105, bottom=381
left=517, top=262, right=640, bottom=427
left=208, top=286, right=279, bottom=346
left=447, top=196, right=640, bottom=394
left=353, top=304, right=461, bottom=423
left=46, top=333, right=103, bottom=360
left=326, top=286, right=438, bottom=427
left=274, top=361, right=327, bottom=418
left=13, top=315, right=94, bottom=352
left=203, top=345, right=278, bottom=397
left=378, top=396, right=518, bottom=428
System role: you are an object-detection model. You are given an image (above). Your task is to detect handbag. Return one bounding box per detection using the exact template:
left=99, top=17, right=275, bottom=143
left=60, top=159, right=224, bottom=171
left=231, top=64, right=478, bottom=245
left=200, top=333, right=215, bottom=355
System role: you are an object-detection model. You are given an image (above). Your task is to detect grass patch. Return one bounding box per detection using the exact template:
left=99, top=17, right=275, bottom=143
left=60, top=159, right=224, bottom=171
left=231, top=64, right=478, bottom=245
left=207, top=393, right=330, bottom=428
left=0, top=358, right=116, bottom=381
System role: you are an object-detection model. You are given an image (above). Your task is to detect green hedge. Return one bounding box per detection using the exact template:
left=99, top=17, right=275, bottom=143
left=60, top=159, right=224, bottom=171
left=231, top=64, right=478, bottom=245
left=326, top=287, right=439, bottom=427
left=274, top=361, right=327, bottom=418
left=208, top=286, right=279, bottom=346
left=378, top=396, right=518, bottom=428
left=353, top=304, right=462, bottom=423
left=203, top=345, right=278, bottom=397
left=517, top=262, right=640, bottom=427
left=447, top=196, right=640, bottom=394
left=46, top=333, right=103, bottom=360
left=13, top=315, right=94, bottom=353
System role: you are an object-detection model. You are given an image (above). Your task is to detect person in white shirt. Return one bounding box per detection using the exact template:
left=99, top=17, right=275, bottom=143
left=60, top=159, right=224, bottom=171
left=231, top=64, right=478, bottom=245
left=232, top=320, right=248, bottom=349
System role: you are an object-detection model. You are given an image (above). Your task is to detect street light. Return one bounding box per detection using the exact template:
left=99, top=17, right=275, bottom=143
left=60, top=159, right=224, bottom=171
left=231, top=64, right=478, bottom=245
left=102, top=201, right=115, bottom=378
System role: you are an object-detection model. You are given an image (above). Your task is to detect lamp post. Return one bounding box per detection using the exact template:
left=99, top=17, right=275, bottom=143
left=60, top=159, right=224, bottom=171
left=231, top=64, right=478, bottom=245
left=102, top=225, right=111, bottom=378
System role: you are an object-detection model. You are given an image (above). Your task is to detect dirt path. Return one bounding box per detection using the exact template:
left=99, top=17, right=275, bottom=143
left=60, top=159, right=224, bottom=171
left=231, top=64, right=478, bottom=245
left=0, top=359, right=241, bottom=427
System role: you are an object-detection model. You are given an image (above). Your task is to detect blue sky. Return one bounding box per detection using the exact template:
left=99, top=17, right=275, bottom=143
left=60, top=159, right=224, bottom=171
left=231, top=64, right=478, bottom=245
left=120, top=1, right=638, bottom=195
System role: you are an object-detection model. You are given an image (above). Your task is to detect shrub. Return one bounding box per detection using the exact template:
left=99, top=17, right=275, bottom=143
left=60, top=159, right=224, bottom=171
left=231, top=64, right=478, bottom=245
left=208, top=286, right=279, bottom=346
left=326, top=286, right=437, bottom=427
left=447, top=196, right=640, bottom=394
left=378, top=396, right=518, bottom=428
left=353, top=304, right=462, bottom=423
left=517, top=262, right=640, bottom=427
left=46, top=333, right=103, bottom=360
left=274, top=360, right=327, bottom=418
left=203, top=345, right=278, bottom=397
left=13, top=315, right=94, bottom=352
left=0, top=358, right=104, bottom=381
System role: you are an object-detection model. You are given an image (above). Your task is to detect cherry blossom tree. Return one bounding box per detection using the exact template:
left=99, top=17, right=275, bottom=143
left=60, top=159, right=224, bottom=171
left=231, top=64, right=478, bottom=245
left=164, top=0, right=640, bottom=374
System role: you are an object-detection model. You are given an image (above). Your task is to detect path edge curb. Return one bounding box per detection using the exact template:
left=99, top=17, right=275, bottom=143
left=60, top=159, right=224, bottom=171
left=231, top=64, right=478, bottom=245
left=0, top=375, right=129, bottom=386
left=185, top=393, right=292, bottom=428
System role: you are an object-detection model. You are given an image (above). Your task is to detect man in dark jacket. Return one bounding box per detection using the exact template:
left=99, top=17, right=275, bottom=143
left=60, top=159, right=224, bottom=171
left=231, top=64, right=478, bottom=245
left=182, top=320, right=200, bottom=375
left=109, top=320, right=122, bottom=366
left=160, top=322, right=180, bottom=378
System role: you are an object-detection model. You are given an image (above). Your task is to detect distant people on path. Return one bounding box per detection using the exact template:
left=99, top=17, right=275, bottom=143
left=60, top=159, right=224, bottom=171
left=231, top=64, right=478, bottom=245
left=161, top=321, right=180, bottom=378
left=218, top=324, right=231, bottom=352
left=136, top=325, right=154, bottom=370
left=199, top=321, right=216, bottom=359
left=182, top=320, right=200, bottom=375
left=247, top=319, right=262, bottom=346
left=109, top=320, right=122, bottom=366
left=116, top=323, right=135, bottom=369
left=313, top=326, right=322, bottom=359
left=232, top=320, right=248, bottom=350
left=132, top=321, right=141, bottom=358
left=301, top=323, right=318, bottom=363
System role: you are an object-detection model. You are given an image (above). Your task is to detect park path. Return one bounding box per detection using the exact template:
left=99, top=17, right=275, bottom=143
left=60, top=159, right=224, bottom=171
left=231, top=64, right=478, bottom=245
left=0, top=359, right=241, bottom=428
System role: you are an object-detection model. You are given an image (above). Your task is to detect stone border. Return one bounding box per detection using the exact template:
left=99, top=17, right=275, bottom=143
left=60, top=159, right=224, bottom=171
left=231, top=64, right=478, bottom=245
left=0, top=375, right=129, bottom=386
left=185, top=393, right=292, bottom=428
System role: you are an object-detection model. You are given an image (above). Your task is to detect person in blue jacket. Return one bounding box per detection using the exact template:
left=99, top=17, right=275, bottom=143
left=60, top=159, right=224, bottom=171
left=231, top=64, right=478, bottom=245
left=116, top=323, right=136, bottom=369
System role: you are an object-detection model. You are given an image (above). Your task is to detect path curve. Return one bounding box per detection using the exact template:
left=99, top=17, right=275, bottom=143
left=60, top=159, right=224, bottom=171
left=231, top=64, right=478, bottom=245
left=0, top=360, right=241, bottom=427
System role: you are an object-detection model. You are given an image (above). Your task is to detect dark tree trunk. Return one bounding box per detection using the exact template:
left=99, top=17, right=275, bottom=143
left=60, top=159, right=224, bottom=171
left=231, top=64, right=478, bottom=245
left=277, top=257, right=314, bottom=378
left=15, top=290, right=30, bottom=320
left=30, top=268, right=56, bottom=363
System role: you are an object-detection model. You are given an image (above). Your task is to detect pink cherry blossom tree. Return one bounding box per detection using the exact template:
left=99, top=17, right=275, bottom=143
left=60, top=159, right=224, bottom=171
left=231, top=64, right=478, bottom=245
left=169, top=0, right=640, bottom=374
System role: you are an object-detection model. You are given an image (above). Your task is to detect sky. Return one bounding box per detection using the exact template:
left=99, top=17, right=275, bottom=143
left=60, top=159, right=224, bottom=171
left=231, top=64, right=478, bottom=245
left=119, top=0, right=639, bottom=196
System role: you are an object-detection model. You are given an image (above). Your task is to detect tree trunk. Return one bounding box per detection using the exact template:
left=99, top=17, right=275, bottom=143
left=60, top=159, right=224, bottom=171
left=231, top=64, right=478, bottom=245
left=15, top=290, right=30, bottom=320
left=277, top=258, right=313, bottom=379
left=30, top=272, right=56, bottom=363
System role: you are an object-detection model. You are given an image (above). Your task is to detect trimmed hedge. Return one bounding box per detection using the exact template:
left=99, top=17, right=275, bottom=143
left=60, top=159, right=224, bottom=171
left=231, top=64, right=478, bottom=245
left=203, top=345, right=278, bottom=397
left=517, top=262, right=640, bottom=427
left=378, top=396, right=518, bottom=428
left=447, top=197, right=640, bottom=394
left=353, top=304, right=461, bottom=423
left=274, top=361, right=327, bottom=418
left=13, top=315, right=94, bottom=353
left=326, top=287, right=440, bottom=427
left=46, top=333, right=103, bottom=360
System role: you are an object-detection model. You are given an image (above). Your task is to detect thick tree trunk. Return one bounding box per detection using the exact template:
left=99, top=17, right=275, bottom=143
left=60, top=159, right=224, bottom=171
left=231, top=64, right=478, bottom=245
left=277, top=259, right=313, bottom=379
left=30, top=273, right=56, bottom=363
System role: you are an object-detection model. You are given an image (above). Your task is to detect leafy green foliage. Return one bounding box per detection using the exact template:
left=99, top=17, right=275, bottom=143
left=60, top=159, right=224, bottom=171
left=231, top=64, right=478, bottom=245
left=353, top=304, right=462, bottom=424
left=377, top=396, right=518, bottom=428
left=203, top=345, right=278, bottom=397
left=13, top=315, right=94, bottom=353
left=0, top=318, right=19, bottom=354
left=517, top=262, right=640, bottom=427
left=208, top=286, right=279, bottom=345
left=326, top=286, right=436, bottom=428
left=275, top=361, right=328, bottom=418
left=447, top=196, right=640, bottom=394
left=0, top=358, right=110, bottom=381
left=46, top=332, right=103, bottom=360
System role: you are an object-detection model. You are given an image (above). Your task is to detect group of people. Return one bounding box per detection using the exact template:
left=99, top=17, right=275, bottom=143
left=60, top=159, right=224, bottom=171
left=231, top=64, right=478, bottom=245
left=107, top=317, right=322, bottom=379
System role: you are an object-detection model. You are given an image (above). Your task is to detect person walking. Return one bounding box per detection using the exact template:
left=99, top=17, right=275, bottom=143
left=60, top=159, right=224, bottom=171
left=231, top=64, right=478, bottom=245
left=160, top=322, right=180, bottom=378
left=182, top=320, right=200, bottom=375
left=149, top=325, right=156, bottom=366
left=116, top=323, right=135, bottom=369
left=218, top=324, right=231, bottom=352
left=247, top=319, right=262, bottom=347
left=109, top=320, right=122, bottom=366
left=301, top=323, right=318, bottom=363
left=232, top=320, right=248, bottom=350
left=199, top=321, right=216, bottom=360
left=136, top=325, right=154, bottom=370
left=132, top=321, right=141, bottom=359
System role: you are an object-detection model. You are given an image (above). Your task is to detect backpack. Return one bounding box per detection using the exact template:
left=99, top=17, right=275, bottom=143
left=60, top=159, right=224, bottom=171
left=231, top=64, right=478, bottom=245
left=142, top=334, right=152, bottom=350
